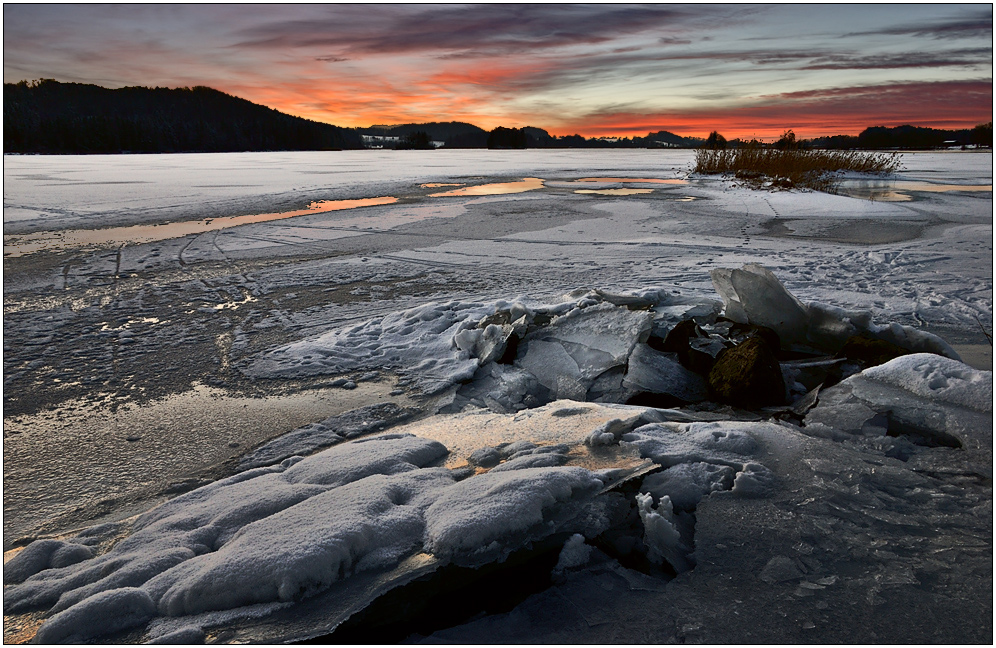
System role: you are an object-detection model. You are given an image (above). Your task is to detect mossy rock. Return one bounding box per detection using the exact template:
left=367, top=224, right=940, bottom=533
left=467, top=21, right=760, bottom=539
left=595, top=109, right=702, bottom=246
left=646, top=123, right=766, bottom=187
left=837, top=333, right=909, bottom=368
left=707, top=336, right=785, bottom=408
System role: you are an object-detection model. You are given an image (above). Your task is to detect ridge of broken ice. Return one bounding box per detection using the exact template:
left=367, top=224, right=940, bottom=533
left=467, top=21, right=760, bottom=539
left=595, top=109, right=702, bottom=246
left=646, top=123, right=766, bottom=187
left=244, top=287, right=668, bottom=398
left=711, top=264, right=959, bottom=359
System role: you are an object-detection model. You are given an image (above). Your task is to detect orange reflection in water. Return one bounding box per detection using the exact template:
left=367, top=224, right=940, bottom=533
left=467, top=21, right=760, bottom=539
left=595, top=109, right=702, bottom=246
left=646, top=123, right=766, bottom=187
left=575, top=177, right=688, bottom=185
left=3, top=197, right=398, bottom=258
left=574, top=188, right=655, bottom=196
left=429, top=177, right=544, bottom=196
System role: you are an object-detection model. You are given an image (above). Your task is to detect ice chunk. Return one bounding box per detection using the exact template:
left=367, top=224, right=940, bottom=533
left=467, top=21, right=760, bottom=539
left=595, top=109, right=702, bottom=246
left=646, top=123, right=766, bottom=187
left=516, top=339, right=584, bottom=399
left=516, top=303, right=651, bottom=400
left=710, top=265, right=809, bottom=345
left=554, top=534, right=592, bottom=572
left=805, top=354, right=992, bottom=449
left=636, top=493, right=692, bottom=572
left=451, top=363, right=543, bottom=413
left=711, top=264, right=960, bottom=359
left=623, top=344, right=707, bottom=402
left=533, top=302, right=652, bottom=369
left=147, top=469, right=455, bottom=616
left=640, top=462, right=735, bottom=511
left=424, top=466, right=604, bottom=566
left=3, top=539, right=93, bottom=585
left=34, top=587, right=156, bottom=644
left=621, top=421, right=762, bottom=468
left=861, top=354, right=991, bottom=411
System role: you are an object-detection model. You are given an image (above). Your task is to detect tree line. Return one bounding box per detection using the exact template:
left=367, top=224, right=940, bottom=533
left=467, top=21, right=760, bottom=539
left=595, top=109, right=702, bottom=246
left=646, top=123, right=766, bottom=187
left=704, top=124, right=993, bottom=151
left=4, top=79, right=363, bottom=153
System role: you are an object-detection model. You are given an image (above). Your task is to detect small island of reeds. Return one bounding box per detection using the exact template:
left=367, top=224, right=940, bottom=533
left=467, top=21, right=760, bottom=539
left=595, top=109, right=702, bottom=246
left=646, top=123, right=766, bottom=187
left=695, top=131, right=901, bottom=192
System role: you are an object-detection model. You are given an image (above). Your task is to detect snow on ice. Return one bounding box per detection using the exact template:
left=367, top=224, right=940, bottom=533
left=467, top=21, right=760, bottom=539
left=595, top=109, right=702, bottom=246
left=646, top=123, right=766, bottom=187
left=4, top=264, right=992, bottom=644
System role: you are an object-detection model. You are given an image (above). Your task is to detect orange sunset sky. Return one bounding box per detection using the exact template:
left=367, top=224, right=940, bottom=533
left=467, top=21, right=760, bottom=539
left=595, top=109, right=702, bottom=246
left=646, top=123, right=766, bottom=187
left=3, top=4, right=992, bottom=139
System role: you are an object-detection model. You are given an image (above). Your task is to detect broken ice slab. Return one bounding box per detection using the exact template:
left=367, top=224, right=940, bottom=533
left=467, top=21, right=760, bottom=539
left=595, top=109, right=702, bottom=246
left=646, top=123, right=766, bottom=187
left=516, top=303, right=652, bottom=398
left=710, top=264, right=809, bottom=345
left=804, top=353, right=992, bottom=452
left=710, top=264, right=959, bottom=359
left=622, top=343, right=707, bottom=402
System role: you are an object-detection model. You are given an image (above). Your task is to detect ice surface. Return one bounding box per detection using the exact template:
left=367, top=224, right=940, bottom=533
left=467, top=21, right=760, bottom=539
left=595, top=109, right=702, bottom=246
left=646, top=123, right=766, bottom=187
left=4, top=151, right=991, bottom=644
left=237, top=402, right=414, bottom=470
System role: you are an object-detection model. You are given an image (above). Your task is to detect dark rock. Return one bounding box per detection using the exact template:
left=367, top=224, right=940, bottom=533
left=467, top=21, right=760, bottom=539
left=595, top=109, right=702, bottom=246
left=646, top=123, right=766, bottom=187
left=496, top=333, right=519, bottom=365
left=658, top=320, right=721, bottom=375
left=707, top=337, right=786, bottom=408
left=660, top=320, right=698, bottom=353
left=837, top=333, right=910, bottom=368
left=625, top=392, right=689, bottom=409
left=729, top=323, right=781, bottom=352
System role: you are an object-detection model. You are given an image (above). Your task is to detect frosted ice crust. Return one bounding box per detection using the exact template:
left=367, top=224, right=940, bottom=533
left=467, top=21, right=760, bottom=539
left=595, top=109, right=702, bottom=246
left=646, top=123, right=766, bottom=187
left=5, top=265, right=990, bottom=644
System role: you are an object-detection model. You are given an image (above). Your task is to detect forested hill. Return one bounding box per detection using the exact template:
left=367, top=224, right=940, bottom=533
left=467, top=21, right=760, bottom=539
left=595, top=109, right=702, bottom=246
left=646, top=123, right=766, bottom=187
left=4, top=80, right=363, bottom=153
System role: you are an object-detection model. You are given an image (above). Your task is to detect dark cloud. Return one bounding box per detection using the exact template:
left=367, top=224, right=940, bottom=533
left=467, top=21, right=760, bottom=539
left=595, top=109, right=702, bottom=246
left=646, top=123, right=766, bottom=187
left=848, top=14, right=993, bottom=40
left=803, top=48, right=992, bottom=70
left=314, top=56, right=349, bottom=63
left=768, top=79, right=993, bottom=104
left=569, top=80, right=993, bottom=137
left=231, top=4, right=692, bottom=55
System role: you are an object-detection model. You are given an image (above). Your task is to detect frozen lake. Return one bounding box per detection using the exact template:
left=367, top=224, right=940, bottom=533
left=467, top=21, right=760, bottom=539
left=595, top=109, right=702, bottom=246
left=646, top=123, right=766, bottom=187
left=2, top=149, right=992, bottom=644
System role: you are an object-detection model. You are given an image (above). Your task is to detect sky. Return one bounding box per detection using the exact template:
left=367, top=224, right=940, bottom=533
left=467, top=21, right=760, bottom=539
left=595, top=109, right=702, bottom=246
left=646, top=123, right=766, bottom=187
left=3, top=3, right=992, bottom=139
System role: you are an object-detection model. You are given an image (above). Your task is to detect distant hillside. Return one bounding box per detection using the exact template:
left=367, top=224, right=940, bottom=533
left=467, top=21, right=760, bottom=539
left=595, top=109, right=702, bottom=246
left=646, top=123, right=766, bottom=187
left=645, top=130, right=704, bottom=148
left=4, top=79, right=363, bottom=153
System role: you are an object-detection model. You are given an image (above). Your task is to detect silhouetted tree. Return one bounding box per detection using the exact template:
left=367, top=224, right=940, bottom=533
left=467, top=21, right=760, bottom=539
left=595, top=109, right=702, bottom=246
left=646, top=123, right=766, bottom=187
left=704, top=131, right=727, bottom=149
left=972, top=122, right=993, bottom=147
left=395, top=131, right=433, bottom=150
left=487, top=126, right=527, bottom=149
left=774, top=129, right=798, bottom=150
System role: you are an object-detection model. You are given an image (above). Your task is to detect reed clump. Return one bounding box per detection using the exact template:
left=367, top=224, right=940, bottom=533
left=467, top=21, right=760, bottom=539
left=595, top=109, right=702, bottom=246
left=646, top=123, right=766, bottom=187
left=694, top=146, right=901, bottom=192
